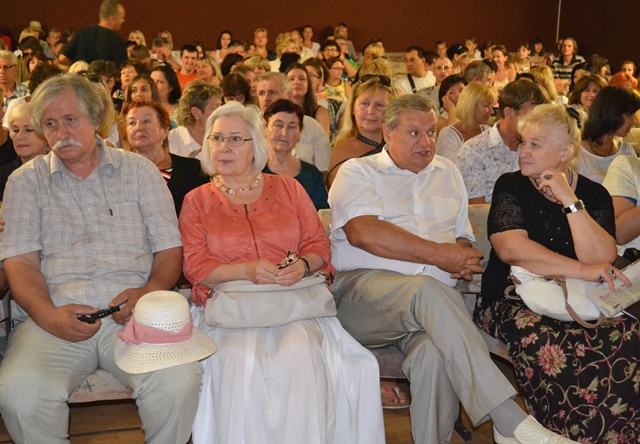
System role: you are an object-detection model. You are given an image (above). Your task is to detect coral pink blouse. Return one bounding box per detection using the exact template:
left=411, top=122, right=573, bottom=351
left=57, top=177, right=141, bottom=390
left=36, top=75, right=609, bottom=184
left=179, top=174, right=335, bottom=306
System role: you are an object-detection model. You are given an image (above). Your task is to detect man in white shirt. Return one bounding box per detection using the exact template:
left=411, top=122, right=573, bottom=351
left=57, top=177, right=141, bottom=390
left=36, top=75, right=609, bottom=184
left=394, top=46, right=436, bottom=95
left=256, top=72, right=331, bottom=172
left=330, top=94, right=575, bottom=444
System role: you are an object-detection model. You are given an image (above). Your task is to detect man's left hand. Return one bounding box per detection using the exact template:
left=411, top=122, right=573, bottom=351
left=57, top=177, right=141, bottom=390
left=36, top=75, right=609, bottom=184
left=109, top=288, right=148, bottom=324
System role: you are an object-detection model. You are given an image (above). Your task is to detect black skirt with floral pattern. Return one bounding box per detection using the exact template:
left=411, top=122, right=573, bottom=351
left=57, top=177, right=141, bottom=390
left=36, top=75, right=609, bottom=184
left=475, top=296, right=640, bottom=443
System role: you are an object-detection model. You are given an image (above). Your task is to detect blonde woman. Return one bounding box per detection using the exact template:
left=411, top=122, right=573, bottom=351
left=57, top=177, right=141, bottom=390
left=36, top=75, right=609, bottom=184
left=195, top=56, right=222, bottom=86
left=530, top=65, right=562, bottom=103
left=128, top=30, right=146, bottom=47
left=437, top=82, right=495, bottom=161
left=327, top=75, right=397, bottom=188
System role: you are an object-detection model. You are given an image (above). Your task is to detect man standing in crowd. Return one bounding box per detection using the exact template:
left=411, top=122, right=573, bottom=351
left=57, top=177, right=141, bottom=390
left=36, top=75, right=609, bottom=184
left=58, top=0, right=127, bottom=68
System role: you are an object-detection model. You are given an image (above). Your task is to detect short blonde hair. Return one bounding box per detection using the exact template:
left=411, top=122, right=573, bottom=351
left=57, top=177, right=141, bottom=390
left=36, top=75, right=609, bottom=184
left=518, top=103, right=581, bottom=165
left=455, top=82, right=496, bottom=126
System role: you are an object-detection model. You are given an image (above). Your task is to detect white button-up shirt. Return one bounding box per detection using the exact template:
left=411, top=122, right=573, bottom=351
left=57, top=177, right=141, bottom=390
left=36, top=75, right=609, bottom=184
left=329, top=147, right=474, bottom=287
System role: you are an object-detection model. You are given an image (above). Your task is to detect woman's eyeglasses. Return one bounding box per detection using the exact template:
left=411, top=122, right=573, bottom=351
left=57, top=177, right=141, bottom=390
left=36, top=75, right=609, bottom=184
left=208, top=134, right=253, bottom=148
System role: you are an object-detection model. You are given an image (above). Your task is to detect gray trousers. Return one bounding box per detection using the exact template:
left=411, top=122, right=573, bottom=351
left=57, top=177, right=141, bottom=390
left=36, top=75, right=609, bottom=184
left=333, top=269, right=517, bottom=444
left=0, top=317, right=203, bottom=444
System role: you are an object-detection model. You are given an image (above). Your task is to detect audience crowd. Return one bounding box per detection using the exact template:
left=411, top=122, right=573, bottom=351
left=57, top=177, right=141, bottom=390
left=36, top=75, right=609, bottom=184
left=1, top=1, right=640, bottom=443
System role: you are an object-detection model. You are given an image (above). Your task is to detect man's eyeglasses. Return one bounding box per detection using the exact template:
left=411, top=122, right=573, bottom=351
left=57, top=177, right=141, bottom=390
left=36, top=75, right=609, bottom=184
left=435, top=64, right=451, bottom=70
left=0, top=64, right=15, bottom=71
left=308, top=73, right=321, bottom=79
left=208, top=134, right=253, bottom=148
left=360, top=74, right=391, bottom=87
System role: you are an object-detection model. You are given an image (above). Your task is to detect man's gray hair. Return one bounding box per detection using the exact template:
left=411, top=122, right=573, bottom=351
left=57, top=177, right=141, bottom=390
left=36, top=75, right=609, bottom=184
left=383, top=94, right=438, bottom=130
left=0, top=50, right=17, bottom=66
left=200, top=102, right=269, bottom=176
left=30, top=74, right=105, bottom=135
left=99, top=0, right=121, bottom=21
left=257, top=72, right=292, bottom=95
left=463, top=61, right=492, bottom=83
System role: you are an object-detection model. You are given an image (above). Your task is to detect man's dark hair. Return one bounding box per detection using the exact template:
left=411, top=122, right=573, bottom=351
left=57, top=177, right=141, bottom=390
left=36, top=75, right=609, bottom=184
left=406, top=46, right=426, bottom=60
left=498, top=79, right=549, bottom=118
left=180, top=44, right=198, bottom=57
left=424, top=51, right=438, bottom=66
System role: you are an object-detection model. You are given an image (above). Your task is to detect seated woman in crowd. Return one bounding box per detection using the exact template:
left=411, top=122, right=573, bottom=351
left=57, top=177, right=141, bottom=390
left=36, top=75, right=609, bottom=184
left=530, top=65, right=565, bottom=105
left=568, top=62, right=596, bottom=93
left=568, top=73, right=606, bottom=113
left=513, top=43, right=533, bottom=74
left=475, top=103, right=640, bottom=443
left=302, top=57, right=330, bottom=105
left=220, top=73, right=250, bottom=105
left=150, top=65, right=182, bottom=125
left=321, top=57, right=351, bottom=103
left=576, top=86, right=640, bottom=183
left=125, top=73, right=159, bottom=104
left=114, top=60, right=140, bottom=101
left=195, top=56, right=222, bottom=86
left=437, top=81, right=495, bottom=161
left=492, top=45, right=516, bottom=93
left=286, top=63, right=330, bottom=137
left=301, top=25, right=320, bottom=57
left=213, top=30, right=233, bottom=65
left=119, top=74, right=160, bottom=150
left=529, top=38, right=551, bottom=66
left=124, top=100, right=209, bottom=215
left=168, top=81, right=223, bottom=159
left=620, top=60, right=637, bottom=79
left=243, top=55, right=271, bottom=76
left=326, top=74, right=396, bottom=189
left=128, top=30, right=146, bottom=47
left=262, top=99, right=328, bottom=210
left=229, top=65, right=257, bottom=104
left=552, top=37, right=586, bottom=79
left=436, top=74, right=467, bottom=133
left=0, top=102, right=48, bottom=198
left=179, top=101, right=384, bottom=443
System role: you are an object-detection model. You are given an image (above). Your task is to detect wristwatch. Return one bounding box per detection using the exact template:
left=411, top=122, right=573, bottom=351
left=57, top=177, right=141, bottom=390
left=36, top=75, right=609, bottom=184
left=561, top=200, right=586, bottom=214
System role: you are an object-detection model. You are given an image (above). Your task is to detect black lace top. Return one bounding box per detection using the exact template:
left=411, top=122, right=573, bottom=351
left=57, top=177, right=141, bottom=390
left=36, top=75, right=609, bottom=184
left=479, top=171, right=615, bottom=309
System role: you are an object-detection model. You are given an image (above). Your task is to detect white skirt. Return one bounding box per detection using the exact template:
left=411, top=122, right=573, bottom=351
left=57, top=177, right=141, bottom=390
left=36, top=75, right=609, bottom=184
left=191, top=307, right=385, bottom=444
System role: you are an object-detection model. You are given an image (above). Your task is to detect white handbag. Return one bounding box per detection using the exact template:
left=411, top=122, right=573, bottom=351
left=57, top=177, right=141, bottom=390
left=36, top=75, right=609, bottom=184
left=505, top=266, right=605, bottom=329
left=204, top=274, right=337, bottom=328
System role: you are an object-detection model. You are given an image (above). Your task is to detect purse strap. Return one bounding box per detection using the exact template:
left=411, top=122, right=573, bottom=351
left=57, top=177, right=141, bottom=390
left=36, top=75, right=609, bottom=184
left=544, top=276, right=605, bottom=329
left=505, top=274, right=605, bottom=329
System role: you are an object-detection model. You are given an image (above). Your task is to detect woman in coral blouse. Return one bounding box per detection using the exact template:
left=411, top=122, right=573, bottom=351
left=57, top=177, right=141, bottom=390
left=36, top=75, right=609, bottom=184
left=179, top=101, right=384, bottom=444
